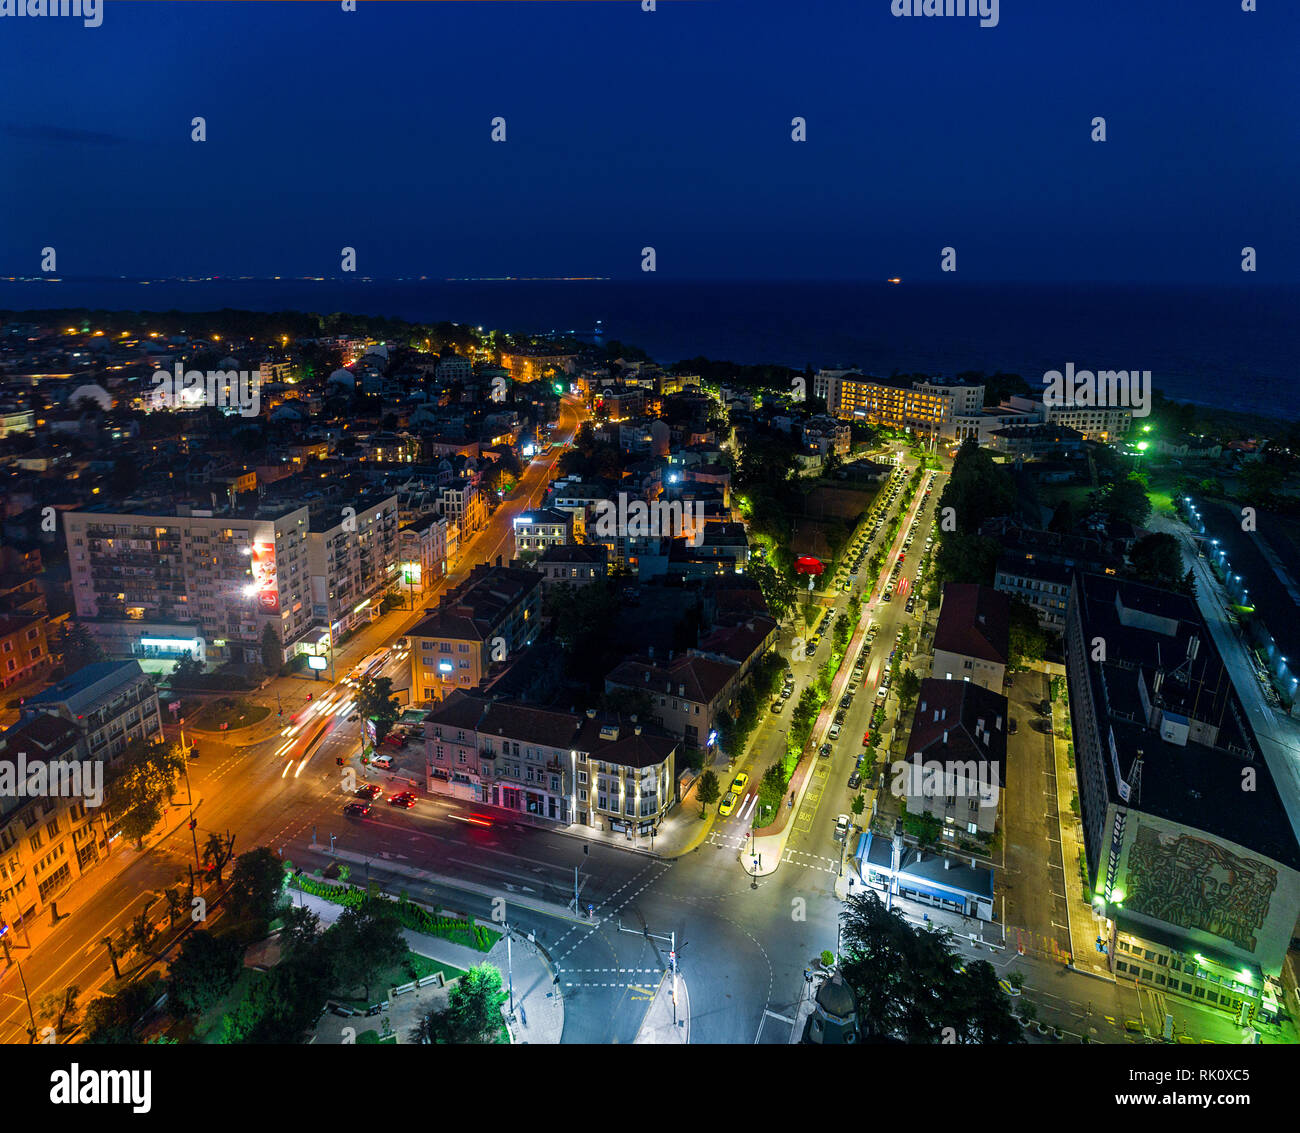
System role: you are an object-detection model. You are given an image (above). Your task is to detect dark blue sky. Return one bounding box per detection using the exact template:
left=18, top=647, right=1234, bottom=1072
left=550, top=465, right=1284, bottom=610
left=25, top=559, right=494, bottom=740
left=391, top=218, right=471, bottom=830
left=2, top=0, right=1296, bottom=282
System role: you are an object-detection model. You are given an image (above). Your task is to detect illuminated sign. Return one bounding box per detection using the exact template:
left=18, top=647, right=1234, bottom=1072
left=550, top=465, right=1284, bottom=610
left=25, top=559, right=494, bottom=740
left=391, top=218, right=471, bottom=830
left=308, top=655, right=328, bottom=671
left=140, top=637, right=201, bottom=650
left=438, top=661, right=454, bottom=673
left=400, top=562, right=421, bottom=585
left=514, top=517, right=533, bottom=525
left=251, top=540, right=279, bottom=612
left=353, top=599, right=371, bottom=614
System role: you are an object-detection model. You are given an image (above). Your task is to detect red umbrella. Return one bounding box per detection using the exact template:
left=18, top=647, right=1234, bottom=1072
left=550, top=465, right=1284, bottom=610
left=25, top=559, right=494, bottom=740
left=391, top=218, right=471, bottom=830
left=795, top=555, right=825, bottom=575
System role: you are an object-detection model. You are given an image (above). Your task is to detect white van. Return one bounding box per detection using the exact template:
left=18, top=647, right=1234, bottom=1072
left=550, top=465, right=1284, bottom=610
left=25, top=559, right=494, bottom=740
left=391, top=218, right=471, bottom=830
left=369, top=753, right=393, bottom=769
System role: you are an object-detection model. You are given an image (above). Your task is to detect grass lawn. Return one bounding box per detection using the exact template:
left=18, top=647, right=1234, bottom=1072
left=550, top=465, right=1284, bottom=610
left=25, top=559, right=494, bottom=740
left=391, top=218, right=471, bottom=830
left=190, top=697, right=270, bottom=731
left=332, top=951, right=465, bottom=1011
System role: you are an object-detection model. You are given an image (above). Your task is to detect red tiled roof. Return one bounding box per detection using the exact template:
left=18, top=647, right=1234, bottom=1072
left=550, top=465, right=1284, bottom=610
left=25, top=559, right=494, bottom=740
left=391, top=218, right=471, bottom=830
left=933, top=583, right=1010, bottom=666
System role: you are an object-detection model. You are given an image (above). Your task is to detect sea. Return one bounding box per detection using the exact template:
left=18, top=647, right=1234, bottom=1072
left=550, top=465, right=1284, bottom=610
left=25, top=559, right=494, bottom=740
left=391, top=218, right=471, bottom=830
left=2, top=278, right=1295, bottom=420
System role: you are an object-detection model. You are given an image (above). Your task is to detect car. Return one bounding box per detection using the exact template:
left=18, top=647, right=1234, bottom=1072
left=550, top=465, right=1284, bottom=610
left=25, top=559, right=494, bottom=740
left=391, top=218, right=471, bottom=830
left=770, top=699, right=784, bottom=714
left=355, top=783, right=383, bottom=800
left=819, top=742, right=832, bottom=758
left=840, top=693, right=853, bottom=709
left=828, top=723, right=842, bottom=740
left=810, top=634, right=822, bottom=648
left=731, top=772, right=749, bottom=794
left=369, top=753, right=394, bottom=769
left=834, top=710, right=846, bottom=725
left=718, top=791, right=738, bottom=816
left=848, top=771, right=862, bottom=791
left=1008, top=718, right=1018, bottom=735
left=862, top=730, right=872, bottom=746
left=875, top=686, right=888, bottom=703
left=187, top=744, right=200, bottom=760
left=383, top=732, right=406, bottom=748
left=780, top=685, right=793, bottom=699
left=344, top=802, right=371, bottom=818
left=833, top=814, right=852, bottom=843
left=882, top=590, right=893, bottom=602
left=1039, top=699, right=1051, bottom=715
left=388, top=791, right=417, bottom=808
left=805, top=642, right=817, bottom=657
left=906, top=597, right=916, bottom=613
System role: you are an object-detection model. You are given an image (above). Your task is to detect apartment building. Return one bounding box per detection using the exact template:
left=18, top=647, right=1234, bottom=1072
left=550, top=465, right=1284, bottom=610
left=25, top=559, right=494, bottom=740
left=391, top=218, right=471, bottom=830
left=438, top=479, right=487, bottom=539
left=534, top=543, right=607, bottom=588
left=0, top=714, right=110, bottom=927
left=1065, top=572, right=1300, bottom=1022
left=0, top=614, right=51, bottom=690
left=62, top=502, right=314, bottom=665
left=398, top=514, right=449, bottom=600
left=901, top=679, right=1008, bottom=841
left=931, top=583, right=1011, bottom=691
left=573, top=712, right=679, bottom=836
left=21, top=659, right=163, bottom=767
left=512, top=508, right=575, bottom=555
left=305, top=492, right=400, bottom=638
left=994, top=556, right=1073, bottom=632
left=409, top=563, right=543, bottom=700
left=603, top=653, right=743, bottom=751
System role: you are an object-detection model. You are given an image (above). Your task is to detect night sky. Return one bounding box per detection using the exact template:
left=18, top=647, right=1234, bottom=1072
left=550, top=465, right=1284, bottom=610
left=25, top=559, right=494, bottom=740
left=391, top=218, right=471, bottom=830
left=2, top=0, right=1296, bottom=282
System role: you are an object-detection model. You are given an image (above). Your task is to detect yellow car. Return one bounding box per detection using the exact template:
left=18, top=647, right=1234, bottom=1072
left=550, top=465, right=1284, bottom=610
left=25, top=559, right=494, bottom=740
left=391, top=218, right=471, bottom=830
left=731, top=773, right=749, bottom=794
left=719, top=792, right=738, bottom=816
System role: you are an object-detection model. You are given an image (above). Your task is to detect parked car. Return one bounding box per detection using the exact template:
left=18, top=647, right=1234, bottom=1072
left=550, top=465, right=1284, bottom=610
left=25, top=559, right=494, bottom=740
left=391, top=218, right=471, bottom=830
left=833, top=814, right=852, bottom=843
left=771, top=699, right=784, bottom=714
left=834, top=710, right=846, bottom=726
left=731, top=772, right=750, bottom=794
left=344, top=802, right=371, bottom=818
left=819, top=742, right=832, bottom=758
left=780, top=685, right=793, bottom=699
left=383, top=732, right=406, bottom=748
left=1008, top=718, right=1018, bottom=736
left=828, top=723, right=842, bottom=740
left=840, top=693, right=853, bottom=710
left=848, top=771, right=862, bottom=791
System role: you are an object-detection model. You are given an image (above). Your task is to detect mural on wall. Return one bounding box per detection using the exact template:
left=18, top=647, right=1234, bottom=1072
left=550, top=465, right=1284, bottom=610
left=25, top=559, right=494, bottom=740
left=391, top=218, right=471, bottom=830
left=1126, top=825, right=1277, bottom=953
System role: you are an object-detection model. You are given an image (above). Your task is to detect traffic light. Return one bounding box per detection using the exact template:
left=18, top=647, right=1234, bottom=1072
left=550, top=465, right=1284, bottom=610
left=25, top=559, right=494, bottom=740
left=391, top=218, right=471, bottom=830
left=278, top=708, right=283, bottom=717
left=189, top=819, right=197, bottom=831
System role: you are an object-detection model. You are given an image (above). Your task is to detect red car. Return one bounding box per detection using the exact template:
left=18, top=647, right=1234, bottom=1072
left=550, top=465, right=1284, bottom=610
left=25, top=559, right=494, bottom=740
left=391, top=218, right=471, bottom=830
left=863, top=731, right=871, bottom=747
left=382, top=732, right=406, bottom=749
left=355, top=783, right=382, bottom=800
left=388, top=791, right=417, bottom=808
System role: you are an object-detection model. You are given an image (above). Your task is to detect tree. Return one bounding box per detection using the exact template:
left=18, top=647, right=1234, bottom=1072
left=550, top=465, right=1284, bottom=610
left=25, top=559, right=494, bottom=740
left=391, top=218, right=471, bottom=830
left=227, top=847, right=287, bottom=927
left=202, top=832, right=236, bottom=883
left=745, top=556, right=797, bottom=623
left=413, top=963, right=507, bottom=1044
left=1007, top=599, right=1048, bottom=673
left=850, top=793, right=865, bottom=817
left=1101, top=475, right=1151, bottom=526
left=327, top=900, right=407, bottom=1004
left=105, top=739, right=186, bottom=849
left=696, top=770, right=721, bottom=816
left=37, top=985, right=80, bottom=1036
left=57, top=620, right=105, bottom=673
left=895, top=668, right=921, bottom=717
left=167, top=930, right=242, bottom=1017
left=81, top=974, right=164, bottom=1044
left=354, top=674, right=401, bottom=744
left=260, top=623, right=282, bottom=672
left=838, top=891, right=1022, bottom=1043
left=1127, top=532, right=1184, bottom=590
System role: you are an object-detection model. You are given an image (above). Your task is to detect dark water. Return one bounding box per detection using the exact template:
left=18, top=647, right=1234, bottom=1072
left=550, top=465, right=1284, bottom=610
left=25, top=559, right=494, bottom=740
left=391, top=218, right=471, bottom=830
left=3, top=278, right=1295, bottom=419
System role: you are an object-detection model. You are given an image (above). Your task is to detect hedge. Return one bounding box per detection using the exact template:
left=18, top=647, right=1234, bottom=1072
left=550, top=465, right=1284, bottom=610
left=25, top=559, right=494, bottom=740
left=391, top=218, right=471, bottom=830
left=290, top=875, right=498, bottom=951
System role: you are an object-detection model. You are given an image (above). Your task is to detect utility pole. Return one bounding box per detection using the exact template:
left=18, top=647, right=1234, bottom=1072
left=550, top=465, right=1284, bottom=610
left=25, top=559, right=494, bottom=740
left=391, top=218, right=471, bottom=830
left=178, top=718, right=201, bottom=871
left=505, top=924, right=515, bottom=1016
left=16, top=959, right=37, bottom=1043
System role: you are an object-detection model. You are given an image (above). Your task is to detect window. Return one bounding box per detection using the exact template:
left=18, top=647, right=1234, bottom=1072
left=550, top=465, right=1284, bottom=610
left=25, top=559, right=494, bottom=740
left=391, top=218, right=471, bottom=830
left=45, top=819, right=60, bottom=840
left=29, top=832, right=43, bottom=853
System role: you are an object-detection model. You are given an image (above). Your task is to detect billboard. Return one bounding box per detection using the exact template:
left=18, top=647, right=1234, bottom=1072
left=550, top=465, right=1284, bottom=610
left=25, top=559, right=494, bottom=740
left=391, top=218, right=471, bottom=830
left=251, top=540, right=279, bottom=612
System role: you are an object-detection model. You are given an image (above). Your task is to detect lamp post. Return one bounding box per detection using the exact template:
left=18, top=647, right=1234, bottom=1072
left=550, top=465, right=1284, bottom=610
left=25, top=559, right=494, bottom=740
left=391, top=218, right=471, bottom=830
left=178, top=719, right=201, bottom=871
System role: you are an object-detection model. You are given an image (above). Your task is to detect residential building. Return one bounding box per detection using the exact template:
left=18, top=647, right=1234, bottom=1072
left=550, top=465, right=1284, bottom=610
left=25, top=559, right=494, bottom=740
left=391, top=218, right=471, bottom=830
left=0, top=614, right=51, bottom=690
left=931, top=583, right=1011, bottom=691
left=902, top=678, right=1009, bottom=840
left=604, top=653, right=743, bottom=751
left=534, top=543, right=608, bottom=588
left=512, top=508, right=575, bottom=555
left=994, top=556, right=1073, bottom=633
left=409, top=563, right=543, bottom=699
left=20, top=659, right=164, bottom=767
left=306, top=493, right=401, bottom=639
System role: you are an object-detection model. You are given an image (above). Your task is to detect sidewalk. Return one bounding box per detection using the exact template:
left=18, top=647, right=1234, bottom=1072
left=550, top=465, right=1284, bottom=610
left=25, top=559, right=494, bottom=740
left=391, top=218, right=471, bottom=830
left=633, top=969, right=689, bottom=1043
left=1045, top=667, right=1115, bottom=982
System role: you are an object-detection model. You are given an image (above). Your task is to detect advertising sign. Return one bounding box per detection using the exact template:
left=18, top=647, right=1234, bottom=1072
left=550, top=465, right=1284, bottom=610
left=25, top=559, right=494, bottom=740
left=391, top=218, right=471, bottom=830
left=251, top=540, right=279, bottom=612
